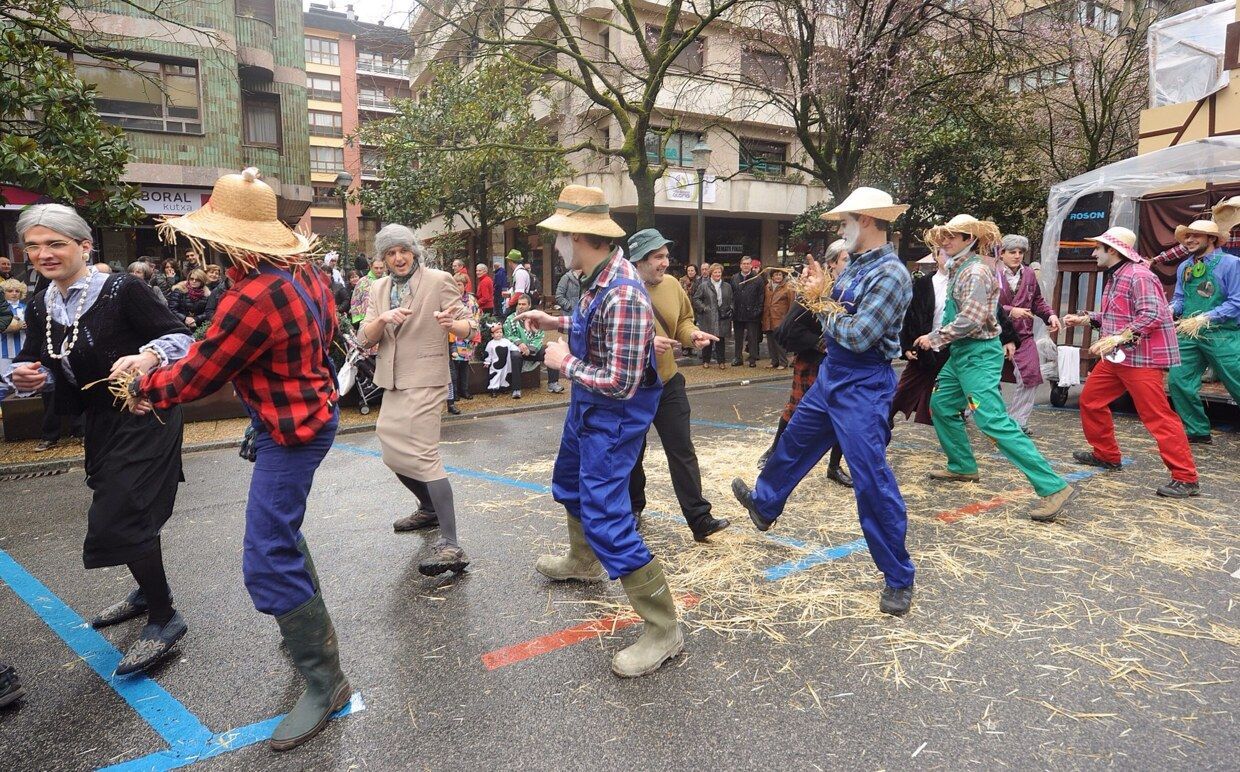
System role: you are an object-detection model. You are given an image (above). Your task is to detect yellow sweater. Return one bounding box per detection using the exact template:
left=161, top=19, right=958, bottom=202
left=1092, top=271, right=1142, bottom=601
left=646, top=275, right=699, bottom=382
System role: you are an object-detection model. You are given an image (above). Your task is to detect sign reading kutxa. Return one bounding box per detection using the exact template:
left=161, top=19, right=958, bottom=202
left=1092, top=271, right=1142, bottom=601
left=665, top=171, right=717, bottom=203
left=138, top=186, right=212, bottom=215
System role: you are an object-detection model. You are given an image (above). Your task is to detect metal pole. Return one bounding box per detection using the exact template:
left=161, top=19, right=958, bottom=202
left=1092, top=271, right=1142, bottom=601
left=696, top=167, right=705, bottom=266
left=340, top=189, right=350, bottom=262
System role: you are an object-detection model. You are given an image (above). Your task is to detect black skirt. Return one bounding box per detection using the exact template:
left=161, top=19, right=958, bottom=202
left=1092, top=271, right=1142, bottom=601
left=82, top=404, right=185, bottom=569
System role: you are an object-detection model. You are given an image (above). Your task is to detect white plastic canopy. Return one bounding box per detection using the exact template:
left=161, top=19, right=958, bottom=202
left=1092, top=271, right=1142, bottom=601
left=1149, top=1, right=1233, bottom=109
left=1039, top=136, right=1240, bottom=291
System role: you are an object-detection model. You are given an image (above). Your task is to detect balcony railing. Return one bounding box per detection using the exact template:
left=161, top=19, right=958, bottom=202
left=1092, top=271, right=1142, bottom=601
left=357, top=59, right=410, bottom=77
left=358, top=94, right=396, bottom=111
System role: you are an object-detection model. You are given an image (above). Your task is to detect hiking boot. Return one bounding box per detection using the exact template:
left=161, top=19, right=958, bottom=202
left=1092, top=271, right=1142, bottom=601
left=536, top=516, right=606, bottom=582
left=928, top=469, right=980, bottom=482
left=91, top=588, right=149, bottom=628
left=1187, top=434, right=1213, bottom=445
left=0, top=663, right=26, bottom=709
left=392, top=509, right=437, bottom=532
left=1072, top=450, right=1122, bottom=471
left=269, top=593, right=351, bottom=752
left=691, top=516, right=731, bottom=543
left=731, top=478, right=774, bottom=531
left=446, top=402, right=461, bottom=415
left=1156, top=480, right=1200, bottom=498
left=1029, top=485, right=1076, bottom=523
left=879, top=584, right=914, bottom=616
left=612, top=560, right=684, bottom=678
left=418, top=543, right=470, bottom=576
left=115, top=611, right=188, bottom=676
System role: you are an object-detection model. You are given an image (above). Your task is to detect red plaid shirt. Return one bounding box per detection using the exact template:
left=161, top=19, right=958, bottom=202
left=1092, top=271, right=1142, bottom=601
left=1154, top=234, right=1240, bottom=264
left=139, top=265, right=338, bottom=445
left=1093, top=260, right=1179, bottom=369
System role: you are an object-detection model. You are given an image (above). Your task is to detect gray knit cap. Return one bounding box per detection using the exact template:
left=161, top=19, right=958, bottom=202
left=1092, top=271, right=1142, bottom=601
left=16, top=203, right=92, bottom=242
left=1001, top=234, right=1030, bottom=252
left=374, top=224, right=417, bottom=258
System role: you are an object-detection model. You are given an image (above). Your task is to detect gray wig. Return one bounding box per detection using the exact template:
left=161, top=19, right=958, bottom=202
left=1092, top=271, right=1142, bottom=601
left=374, top=224, right=420, bottom=260
left=823, top=238, right=848, bottom=266
left=16, top=203, right=92, bottom=242
left=1000, top=234, right=1030, bottom=253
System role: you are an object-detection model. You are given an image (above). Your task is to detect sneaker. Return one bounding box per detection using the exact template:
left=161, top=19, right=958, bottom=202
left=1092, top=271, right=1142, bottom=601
left=115, top=612, right=188, bottom=676
left=879, top=584, right=914, bottom=616
left=1156, top=480, right=1200, bottom=498
left=1029, top=485, right=1077, bottom=523
left=547, top=383, right=565, bottom=394
left=0, top=663, right=26, bottom=709
left=91, top=588, right=149, bottom=628
left=512, top=390, right=522, bottom=399
left=1187, top=434, right=1213, bottom=445
left=1071, top=450, right=1122, bottom=471
left=393, top=509, right=438, bottom=532
left=731, top=478, right=773, bottom=532
left=418, top=544, right=470, bottom=576
left=927, top=469, right=980, bottom=482
left=34, top=440, right=57, bottom=452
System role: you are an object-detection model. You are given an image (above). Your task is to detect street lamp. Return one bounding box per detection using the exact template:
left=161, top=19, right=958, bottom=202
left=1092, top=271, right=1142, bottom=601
left=691, top=137, right=712, bottom=267
left=335, top=171, right=353, bottom=264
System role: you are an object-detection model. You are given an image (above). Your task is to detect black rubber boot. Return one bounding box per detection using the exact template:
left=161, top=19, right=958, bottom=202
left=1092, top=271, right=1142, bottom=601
left=270, top=592, right=352, bottom=752
left=296, top=536, right=320, bottom=594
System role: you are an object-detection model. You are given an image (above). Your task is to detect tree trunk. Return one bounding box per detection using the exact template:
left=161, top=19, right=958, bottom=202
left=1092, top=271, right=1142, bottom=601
left=632, top=169, right=658, bottom=230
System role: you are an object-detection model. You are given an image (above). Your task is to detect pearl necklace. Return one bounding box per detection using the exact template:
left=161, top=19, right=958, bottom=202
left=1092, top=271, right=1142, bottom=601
left=45, top=280, right=92, bottom=360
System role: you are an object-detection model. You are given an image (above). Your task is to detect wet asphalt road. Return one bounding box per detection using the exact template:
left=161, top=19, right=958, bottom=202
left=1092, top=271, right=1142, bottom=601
left=0, top=381, right=1236, bottom=771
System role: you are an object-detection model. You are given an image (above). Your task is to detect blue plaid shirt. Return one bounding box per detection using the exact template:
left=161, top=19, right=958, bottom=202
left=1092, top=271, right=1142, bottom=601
left=822, top=244, right=911, bottom=360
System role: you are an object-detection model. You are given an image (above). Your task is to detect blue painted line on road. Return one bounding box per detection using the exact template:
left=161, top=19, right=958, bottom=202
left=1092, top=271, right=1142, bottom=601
left=0, top=548, right=365, bottom=771
left=331, top=442, right=551, bottom=493
left=763, top=538, right=871, bottom=581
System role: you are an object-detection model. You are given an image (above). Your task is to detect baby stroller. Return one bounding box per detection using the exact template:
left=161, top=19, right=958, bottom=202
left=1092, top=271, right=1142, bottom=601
left=336, top=330, right=383, bottom=415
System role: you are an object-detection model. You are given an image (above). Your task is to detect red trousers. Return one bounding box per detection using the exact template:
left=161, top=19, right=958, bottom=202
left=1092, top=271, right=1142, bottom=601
left=1079, top=360, right=1197, bottom=483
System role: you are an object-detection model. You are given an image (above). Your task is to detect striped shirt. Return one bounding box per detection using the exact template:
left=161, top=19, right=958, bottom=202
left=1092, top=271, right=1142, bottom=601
left=0, top=301, right=25, bottom=361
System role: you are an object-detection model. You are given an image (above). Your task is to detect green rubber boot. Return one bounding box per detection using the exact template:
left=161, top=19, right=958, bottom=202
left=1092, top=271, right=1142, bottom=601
left=269, top=592, right=352, bottom=752
left=535, top=516, right=607, bottom=582
left=296, top=536, right=320, bottom=594
left=612, top=559, right=684, bottom=678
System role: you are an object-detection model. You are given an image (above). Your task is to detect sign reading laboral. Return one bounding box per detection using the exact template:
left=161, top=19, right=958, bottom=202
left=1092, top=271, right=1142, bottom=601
left=664, top=171, right=717, bottom=204
left=137, top=187, right=212, bottom=215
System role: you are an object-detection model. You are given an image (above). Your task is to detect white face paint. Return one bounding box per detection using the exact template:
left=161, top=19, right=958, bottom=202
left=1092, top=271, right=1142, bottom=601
left=555, top=232, right=575, bottom=270
left=841, top=219, right=861, bottom=252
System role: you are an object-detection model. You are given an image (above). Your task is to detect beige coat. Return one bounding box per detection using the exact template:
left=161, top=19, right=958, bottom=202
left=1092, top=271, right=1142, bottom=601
left=363, top=268, right=466, bottom=389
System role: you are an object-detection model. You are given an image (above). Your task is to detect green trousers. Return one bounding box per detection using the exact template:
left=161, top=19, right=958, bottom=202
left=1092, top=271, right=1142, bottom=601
left=1167, top=327, right=1240, bottom=438
left=930, top=337, right=1067, bottom=497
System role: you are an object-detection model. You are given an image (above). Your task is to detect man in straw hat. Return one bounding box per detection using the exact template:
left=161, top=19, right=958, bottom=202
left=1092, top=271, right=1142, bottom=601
left=1164, top=219, right=1240, bottom=444
left=1150, top=196, right=1240, bottom=265
left=1061, top=227, right=1199, bottom=497
left=125, top=169, right=352, bottom=751
left=731, top=187, right=919, bottom=616
left=516, top=185, right=684, bottom=677
left=10, top=203, right=193, bottom=677
left=915, top=214, right=1075, bottom=523
left=624, top=227, right=729, bottom=542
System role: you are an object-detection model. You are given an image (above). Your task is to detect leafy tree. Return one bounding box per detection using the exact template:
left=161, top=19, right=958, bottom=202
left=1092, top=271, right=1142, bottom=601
left=0, top=0, right=143, bottom=226
left=411, top=0, right=746, bottom=228
left=354, top=60, right=568, bottom=272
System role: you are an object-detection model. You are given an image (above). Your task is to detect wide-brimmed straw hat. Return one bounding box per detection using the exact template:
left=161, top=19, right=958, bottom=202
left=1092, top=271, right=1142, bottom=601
left=157, top=168, right=313, bottom=267
left=924, top=214, right=1003, bottom=252
left=1174, top=219, right=1221, bottom=244
left=537, top=185, right=626, bottom=238
left=1086, top=226, right=1142, bottom=263
left=820, top=186, right=908, bottom=222
left=1211, top=196, right=1240, bottom=236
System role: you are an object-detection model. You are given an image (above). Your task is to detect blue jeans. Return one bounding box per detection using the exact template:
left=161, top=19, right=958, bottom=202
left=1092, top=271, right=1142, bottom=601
left=243, top=410, right=338, bottom=616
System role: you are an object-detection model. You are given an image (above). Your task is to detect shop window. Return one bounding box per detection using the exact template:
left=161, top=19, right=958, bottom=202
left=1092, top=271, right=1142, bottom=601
left=305, top=36, right=340, bottom=66
left=309, top=110, right=343, bottom=137
left=739, top=139, right=787, bottom=175
left=242, top=92, right=281, bottom=148
left=310, top=146, right=344, bottom=173
left=308, top=74, right=341, bottom=101
left=70, top=53, right=201, bottom=134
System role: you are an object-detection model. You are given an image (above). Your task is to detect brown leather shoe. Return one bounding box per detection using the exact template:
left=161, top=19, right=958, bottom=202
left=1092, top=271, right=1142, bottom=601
left=392, top=509, right=437, bottom=532
left=927, top=469, right=980, bottom=482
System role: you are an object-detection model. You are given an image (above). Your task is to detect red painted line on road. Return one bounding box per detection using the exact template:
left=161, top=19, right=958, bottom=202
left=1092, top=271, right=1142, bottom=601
left=935, top=491, right=1024, bottom=523
left=482, top=594, right=699, bottom=671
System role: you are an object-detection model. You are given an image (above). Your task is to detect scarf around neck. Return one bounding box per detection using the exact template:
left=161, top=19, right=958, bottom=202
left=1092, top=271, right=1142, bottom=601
left=389, top=262, right=419, bottom=307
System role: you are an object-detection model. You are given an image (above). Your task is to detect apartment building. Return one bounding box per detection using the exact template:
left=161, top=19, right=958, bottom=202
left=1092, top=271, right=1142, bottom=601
left=10, top=0, right=315, bottom=266
left=407, top=4, right=830, bottom=276
left=302, top=3, right=413, bottom=258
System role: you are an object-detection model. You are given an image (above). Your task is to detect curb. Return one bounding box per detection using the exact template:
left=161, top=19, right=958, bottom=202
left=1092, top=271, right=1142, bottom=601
left=0, top=373, right=790, bottom=477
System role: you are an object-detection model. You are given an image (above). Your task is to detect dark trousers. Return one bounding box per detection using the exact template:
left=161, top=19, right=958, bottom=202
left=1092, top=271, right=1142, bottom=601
left=767, top=332, right=788, bottom=367
left=450, top=359, right=471, bottom=400
left=628, top=373, right=713, bottom=532
left=704, top=334, right=727, bottom=364
left=733, top=319, right=761, bottom=365
left=511, top=348, right=560, bottom=384
left=41, top=391, right=84, bottom=443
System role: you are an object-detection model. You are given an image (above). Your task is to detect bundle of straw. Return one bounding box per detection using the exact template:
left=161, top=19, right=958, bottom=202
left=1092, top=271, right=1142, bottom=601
left=1175, top=314, right=1211, bottom=339
left=1092, top=329, right=1135, bottom=357
left=750, top=266, right=845, bottom=316
left=80, top=370, right=162, bottom=422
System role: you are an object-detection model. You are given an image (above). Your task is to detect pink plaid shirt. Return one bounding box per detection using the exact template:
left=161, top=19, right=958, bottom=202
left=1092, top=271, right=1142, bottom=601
left=1092, top=260, right=1179, bottom=369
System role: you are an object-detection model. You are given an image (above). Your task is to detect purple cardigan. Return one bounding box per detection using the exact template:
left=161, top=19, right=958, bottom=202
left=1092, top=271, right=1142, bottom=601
left=998, top=265, right=1054, bottom=385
